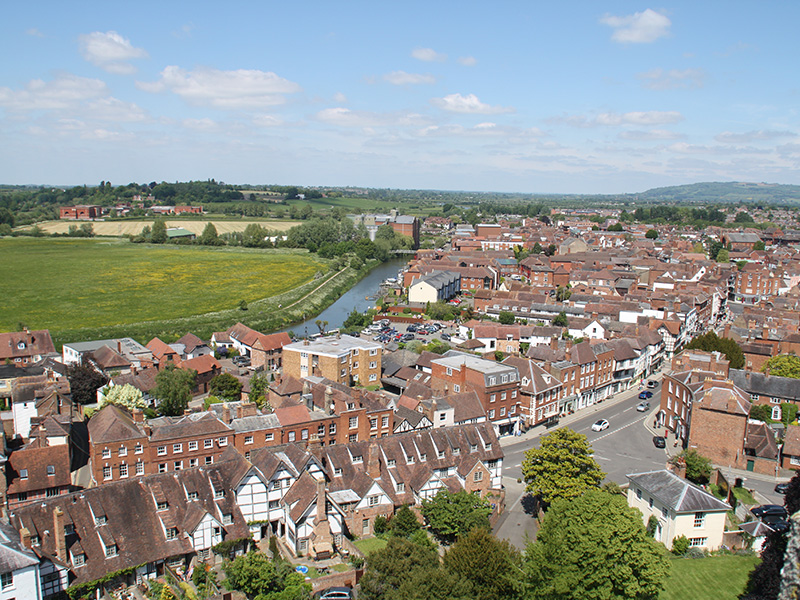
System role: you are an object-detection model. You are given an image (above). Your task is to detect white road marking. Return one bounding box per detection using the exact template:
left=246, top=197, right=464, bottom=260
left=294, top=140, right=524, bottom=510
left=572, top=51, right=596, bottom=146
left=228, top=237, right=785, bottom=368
left=596, top=456, right=611, bottom=461
left=623, top=406, right=635, bottom=412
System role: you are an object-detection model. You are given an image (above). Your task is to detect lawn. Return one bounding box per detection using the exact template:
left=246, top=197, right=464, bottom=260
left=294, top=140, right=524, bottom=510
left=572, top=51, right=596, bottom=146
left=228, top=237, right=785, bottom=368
left=0, top=237, right=327, bottom=343
left=353, top=537, right=388, bottom=557
left=30, top=219, right=300, bottom=236
left=661, top=554, right=759, bottom=600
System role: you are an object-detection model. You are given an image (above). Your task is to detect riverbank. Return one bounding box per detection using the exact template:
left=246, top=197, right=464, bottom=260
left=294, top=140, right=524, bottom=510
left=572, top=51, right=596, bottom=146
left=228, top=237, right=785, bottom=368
left=50, top=258, right=387, bottom=348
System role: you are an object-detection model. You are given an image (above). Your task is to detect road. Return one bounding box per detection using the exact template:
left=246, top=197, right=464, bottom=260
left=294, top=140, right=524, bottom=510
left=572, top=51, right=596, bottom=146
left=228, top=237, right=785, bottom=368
left=494, top=379, right=788, bottom=549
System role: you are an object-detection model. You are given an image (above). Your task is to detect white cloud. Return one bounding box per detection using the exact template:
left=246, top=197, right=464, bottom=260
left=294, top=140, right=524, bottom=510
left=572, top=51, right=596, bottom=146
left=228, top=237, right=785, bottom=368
left=137, top=66, right=301, bottom=109
left=333, top=92, right=347, bottom=103
left=600, top=9, right=671, bottom=44
left=412, top=47, right=447, bottom=62
left=253, top=115, right=284, bottom=127
left=384, top=71, right=436, bottom=85
left=26, top=28, right=44, bottom=37
left=182, top=118, right=218, bottom=131
left=458, top=56, right=477, bottom=67
left=316, top=107, right=428, bottom=128
left=418, top=122, right=543, bottom=138
left=431, top=93, right=514, bottom=114
left=87, top=97, right=148, bottom=122
left=715, top=130, right=796, bottom=144
left=0, top=74, right=108, bottom=111
left=78, top=31, right=148, bottom=74
left=557, top=110, right=683, bottom=127
left=638, top=68, right=706, bottom=90
left=619, top=129, right=684, bottom=141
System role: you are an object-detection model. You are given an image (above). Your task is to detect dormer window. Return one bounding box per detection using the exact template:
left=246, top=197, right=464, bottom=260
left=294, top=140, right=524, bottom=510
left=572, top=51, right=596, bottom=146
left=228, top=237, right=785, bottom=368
left=165, top=527, right=178, bottom=540
left=387, top=458, right=396, bottom=467
left=352, top=455, right=363, bottom=464
left=20, top=469, right=28, bottom=480
left=188, top=491, right=199, bottom=501
left=95, top=515, right=107, bottom=526
left=47, top=465, right=55, bottom=476
left=17, top=341, right=26, bottom=350
left=157, top=500, right=168, bottom=510
left=334, top=467, right=342, bottom=477
left=470, top=444, right=478, bottom=452
left=214, top=489, right=225, bottom=499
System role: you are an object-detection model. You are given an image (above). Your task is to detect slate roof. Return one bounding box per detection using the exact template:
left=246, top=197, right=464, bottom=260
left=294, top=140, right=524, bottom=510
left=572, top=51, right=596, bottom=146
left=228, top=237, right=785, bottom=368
left=729, top=369, right=800, bottom=401
left=0, top=329, right=56, bottom=362
left=87, top=405, right=146, bottom=444
left=0, top=520, right=39, bottom=573
left=148, top=412, right=232, bottom=442
left=627, top=470, right=730, bottom=513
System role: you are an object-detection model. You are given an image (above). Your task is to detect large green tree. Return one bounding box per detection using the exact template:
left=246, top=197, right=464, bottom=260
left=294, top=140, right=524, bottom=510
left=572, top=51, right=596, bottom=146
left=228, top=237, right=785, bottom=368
left=209, top=373, right=243, bottom=402
left=198, top=222, right=222, bottom=246
left=390, top=505, right=422, bottom=538
left=499, top=311, right=516, bottom=325
left=358, top=537, right=471, bottom=600
left=524, top=489, right=670, bottom=600
left=684, top=331, right=745, bottom=369
left=521, top=427, right=605, bottom=503
left=151, top=219, right=168, bottom=244
left=762, top=354, right=800, bottom=379
left=443, top=528, right=523, bottom=600
left=153, top=365, right=197, bottom=416
left=420, top=489, right=492, bottom=544
left=670, top=449, right=712, bottom=485
left=223, top=551, right=281, bottom=598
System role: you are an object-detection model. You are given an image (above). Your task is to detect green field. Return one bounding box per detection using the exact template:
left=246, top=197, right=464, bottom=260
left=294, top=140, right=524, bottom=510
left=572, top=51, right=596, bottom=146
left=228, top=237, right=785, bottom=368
left=0, top=237, right=330, bottom=344
left=661, top=555, right=759, bottom=600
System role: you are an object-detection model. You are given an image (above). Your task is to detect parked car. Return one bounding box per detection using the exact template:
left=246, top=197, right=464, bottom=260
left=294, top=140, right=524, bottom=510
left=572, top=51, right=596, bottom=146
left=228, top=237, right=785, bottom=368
left=591, top=419, right=609, bottom=432
left=775, top=482, right=791, bottom=494
left=752, top=505, right=788, bottom=524
left=647, top=380, right=658, bottom=388
left=638, top=391, right=653, bottom=399
left=652, top=436, right=666, bottom=448
left=407, top=324, right=418, bottom=332
left=441, top=333, right=451, bottom=341
left=636, top=401, right=650, bottom=412
left=315, top=587, right=352, bottom=600
left=769, top=520, right=791, bottom=534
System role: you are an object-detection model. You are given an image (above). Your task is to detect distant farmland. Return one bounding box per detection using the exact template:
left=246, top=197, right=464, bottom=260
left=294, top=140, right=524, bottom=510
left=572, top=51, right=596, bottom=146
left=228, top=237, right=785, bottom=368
left=28, top=219, right=301, bottom=236
left=0, top=237, right=327, bottom=344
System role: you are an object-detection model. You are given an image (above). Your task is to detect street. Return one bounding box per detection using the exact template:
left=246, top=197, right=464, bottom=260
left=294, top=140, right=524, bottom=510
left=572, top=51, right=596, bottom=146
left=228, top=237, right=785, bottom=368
left=494, top=379, right=788, bottom=549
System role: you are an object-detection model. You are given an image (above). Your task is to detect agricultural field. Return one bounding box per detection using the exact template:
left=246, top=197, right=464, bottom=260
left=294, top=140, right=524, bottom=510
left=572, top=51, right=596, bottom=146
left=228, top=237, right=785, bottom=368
left=27, top=219, right=300, bottom=236
left=0, top=237, right=328, bottom=344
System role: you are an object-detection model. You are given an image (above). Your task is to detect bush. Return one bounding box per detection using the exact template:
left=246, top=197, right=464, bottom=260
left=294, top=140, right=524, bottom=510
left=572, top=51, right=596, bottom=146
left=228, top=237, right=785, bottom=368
left=373, top=515, right=389, bottom=535
left=686, top=547, right=706, bottom=559
left=349, top=555, right=365, bottom=569
left=672, top=535, right=690, bottom=555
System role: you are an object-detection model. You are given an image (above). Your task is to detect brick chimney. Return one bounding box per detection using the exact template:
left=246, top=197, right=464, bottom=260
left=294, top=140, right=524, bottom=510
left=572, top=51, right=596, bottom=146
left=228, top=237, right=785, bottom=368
left=325, top=387, right=334, bottom=415
left=762, top=325, right=769, bottom=340
left=313, top=477, right=332, bottom=550
left=19, top=527, right=31, bottom=549
left=53, top=507, right=66, bottom=563
left=132, top=408, right=144, bottom=423
left=221, top=403, right=231, bottom=424
left=241, top=402, right=258, bottom=418
left=367, top=442, right=381, bottom=479
left=550, top=336, right=558, bottom=350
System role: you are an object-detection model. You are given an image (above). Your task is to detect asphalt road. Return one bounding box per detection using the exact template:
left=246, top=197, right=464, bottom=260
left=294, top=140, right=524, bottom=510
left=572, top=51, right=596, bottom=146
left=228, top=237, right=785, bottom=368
left=494, top=381, right=788, bottom=549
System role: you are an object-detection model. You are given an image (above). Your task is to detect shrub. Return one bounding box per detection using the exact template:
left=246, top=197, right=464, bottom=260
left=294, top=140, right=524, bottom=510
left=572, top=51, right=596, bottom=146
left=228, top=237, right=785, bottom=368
left=373, top=515, right=389, bottom=535
left=672, top=535, right=690, bottom=555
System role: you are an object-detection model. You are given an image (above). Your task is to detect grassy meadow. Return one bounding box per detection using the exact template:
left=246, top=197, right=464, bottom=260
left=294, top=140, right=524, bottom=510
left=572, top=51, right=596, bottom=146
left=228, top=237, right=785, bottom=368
left=28, top=219, right=300, bottom=236
left=0, top=237, right=329, bottom=345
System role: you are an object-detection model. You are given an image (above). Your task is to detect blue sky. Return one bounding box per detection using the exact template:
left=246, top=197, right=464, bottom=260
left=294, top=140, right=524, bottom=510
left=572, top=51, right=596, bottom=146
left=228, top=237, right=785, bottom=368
left=1, top=2, right=798, bottom=194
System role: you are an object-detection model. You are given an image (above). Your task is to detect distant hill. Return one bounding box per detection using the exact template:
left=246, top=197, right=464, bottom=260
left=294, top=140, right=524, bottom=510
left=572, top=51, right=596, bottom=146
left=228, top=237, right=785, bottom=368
left=635, top=181, right=800, bottom=205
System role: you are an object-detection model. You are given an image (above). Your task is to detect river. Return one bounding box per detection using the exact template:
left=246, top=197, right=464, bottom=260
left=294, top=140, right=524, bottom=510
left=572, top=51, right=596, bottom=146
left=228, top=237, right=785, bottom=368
left=278, top=257, right=408, bottom=335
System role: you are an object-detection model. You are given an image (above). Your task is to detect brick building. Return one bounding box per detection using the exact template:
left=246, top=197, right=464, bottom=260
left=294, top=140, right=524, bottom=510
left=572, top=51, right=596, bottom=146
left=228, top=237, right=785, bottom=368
left=0, top=329, right=56, bottom=368
left=283, top=335, right=382, bottom=386
left=59, top=205, right=101, bottom=219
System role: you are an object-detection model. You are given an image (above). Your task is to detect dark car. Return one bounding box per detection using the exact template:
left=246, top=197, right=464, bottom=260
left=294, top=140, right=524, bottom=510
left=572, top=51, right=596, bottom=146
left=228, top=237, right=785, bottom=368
left=647, top=380, right=658, bottom=388
left=638, top=391, right=653, bottom=399
left=752, top=505, right=788, bottom=523
left=769, top=520, right=791, bottom=534
left=441, top=333, right=451, bottom=341
left=653, top=436, right=666, bottom=448
left=776, top=482, right=791, bottom=494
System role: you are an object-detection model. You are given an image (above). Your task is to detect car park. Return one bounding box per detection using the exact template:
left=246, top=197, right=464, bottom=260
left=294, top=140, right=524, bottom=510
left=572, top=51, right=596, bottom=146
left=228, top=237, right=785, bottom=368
left=638, top=391, right=653, bottom=399
left=636, top=401, right=650, bottom=412
left=591, top=419, right=609, bottom=432
left=776, top=482, right=791, bottom=494
left=652, top=436, right=666, bottom=448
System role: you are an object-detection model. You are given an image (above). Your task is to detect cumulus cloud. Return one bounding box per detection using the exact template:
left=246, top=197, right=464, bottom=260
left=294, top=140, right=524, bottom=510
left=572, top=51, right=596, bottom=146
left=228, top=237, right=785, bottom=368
left=182, top=118, right=218, bottom=131
left=418, top=122, right=543, bottom=138
left=431, top=93, right=514, bottom=114
left=619, top=129, right=684, bottom=141
left=384, top=71, right=436, bottom=85
left=316, top=107, right=428, bottom=129
left=137, top=66, right=301, bottom=109
left=715, top=130, right=796, bottom=143
left=600, top=9, right=671, bottom=44
left=638, top=68, right=706, bottom=90
left=458, top=56, right=477, bottom=67
left=0, top=74, right=108, bottom=111
left=557, top=110, right=683, bottom=127
left=333, top=92, right=347, bottom=103
left=87, top=97, right=147, bottom=122
left=412, top=47, right=447, bottom=62
left=78, top=31, right=148, bottom=74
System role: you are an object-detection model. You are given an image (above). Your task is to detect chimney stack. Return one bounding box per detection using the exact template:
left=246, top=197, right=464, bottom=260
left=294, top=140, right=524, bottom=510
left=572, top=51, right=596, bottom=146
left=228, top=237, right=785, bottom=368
left=222, top=403, right=231, bottom=424
left=325, top=386, right=333, bottom=413
left=132, top=408, right=144, bottom=423
left=54, top=508, right=66, bottom=563
left=367, top=442, right=381, bottom=479
left=550, top=336, right=558, bottom=350
left=19, top=527, right=31, bottom=549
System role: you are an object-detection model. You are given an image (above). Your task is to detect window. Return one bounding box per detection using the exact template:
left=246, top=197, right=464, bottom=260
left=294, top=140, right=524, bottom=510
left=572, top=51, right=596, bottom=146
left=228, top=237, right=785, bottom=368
left=370, top=418, right=377, bottom=430
left=103, top=465, right=112, bottom=480
left=648, top=497, right=654, bottom=508
left=19, top=469, right=28, bottom=480
left=353, top=455, right=363, bottom=464
left=369, top=374, right=377, bottom=382
left=453, top=384, right=460, bottom=392
left=157, top=446, right=167, bottom=456
left=387, top=458, right=396, bottom=467
left=136, top=461, right=144, bottom=475
left=222, top=513, right=233, bottom=525
left=135, top=443, right=143, bottom=454
left=119, top=445, right=127, bottom=457
left=188, top=491, right=199, bottom=501
left=485, top=443, right=492, bottom=451
left=218, top=437, right=228, bottom=446
left=488, top=409, right=495, bottom=419
left=2, top=571, right=14, bottom=589
left=329, top=423, right=336, bottom=435
left=370, top=348, right=378, bottom=356
left=73, top=553, right=85, bottom=567
left=334, top=467, right=342, bottom=477
left=265, top=433, right=274, bottom=442
left=473, top=471, right=483, bottom=482
left=95, top=515, right=107, bottom=526
left=17, top=492, right=27, bottom=502
left=166, top=527, right=178, bottom=540
left=174, top=461, right=183, bottom=471
left=397, top=482, right=405, bottom=492
left=158, top=463, right=167, bottom=473
left=173, top=443, right=182, bottom=453
left=446, top=367, right=453, bottom=376
left=489, top=377, right=496, bottom=386
left=102, top=448, right=111, bottom=459
left=349, top=416, right=358, bottom=429
left=215, top=488, right=225, bottom=499
left=204, top=439, right=213, bottom=449
left=694, top=512, right=705, bottom=528
left=500, top=407, right=506, bottom=416
left=438, top=450, right=445, bottom=459
left=347, top=402, right=355, bottom=410
left=689, top=537, right=707, bottom=547
left=301, top=429, right=309, bottom=440
left=119, top=463, right=128, bottom=478
left=47, top=465, right=55, bottom=475
left=205, top=456, right=213, bottom=465
left=512, top=390, right=517, bottom=399
left=157, top=500, right=168, bottom=510
left=439, top=413, right=446, bottom=421
left=288, top=431, right=296, bottom=442
left=368, top=495, right=379, bottom=506
left=369, top=361, right=377, bottom=369
left=46, top=487, right=59, bottom=498
left=501, top=392, right=507, bottom=401
left=318, top=424, right=325, bottom=436
left=382, top=416, right=389, bottom=428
